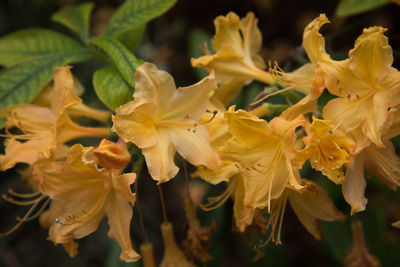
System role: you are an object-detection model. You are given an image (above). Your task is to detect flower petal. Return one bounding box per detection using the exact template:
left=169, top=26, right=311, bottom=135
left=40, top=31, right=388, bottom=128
left=112, top=102, right=157, bottom=149
left=343, top=153, right=368, bottom=215
left=162, top=72, right=216, bottom=120
left=51, top=66, right=82, bottom=118
left=288, top=180, right=346, bottom=240
left=105, top=190, right=141, bottom=262
left=302, top=14, right=330, bottom=63
left=133, top=62, right=176, bottom=114
left=348, top=27, right=393, bottom=83
left=240, top=12, right=265, bottom=69
left=170, top=125, right=220, bottom=171
left=142, top=128, right=179, bottom=183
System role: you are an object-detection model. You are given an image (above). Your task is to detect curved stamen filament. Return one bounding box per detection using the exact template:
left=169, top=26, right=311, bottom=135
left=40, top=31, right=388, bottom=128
left=16, top=198, right=50, bottom=222
left=8, top=189, right=41, bottom=198
left=3, top=195, right=42, bottom=206
left=1, top=195, right=46, bottom=236
left=200, top=176, right=239, bottom=211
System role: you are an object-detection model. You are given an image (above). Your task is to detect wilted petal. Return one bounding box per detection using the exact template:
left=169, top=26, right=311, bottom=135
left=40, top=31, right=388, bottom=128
left=343, top=153, right=368, bottom=215
left=105, top=191, right=140, bottom=262
left=302, top=14, right=330, bottom=63
left=289, top=180, right=346, bottom=240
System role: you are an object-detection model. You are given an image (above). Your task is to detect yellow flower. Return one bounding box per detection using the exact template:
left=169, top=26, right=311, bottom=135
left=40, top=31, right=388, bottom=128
left=221, top=106, right=305, bottom=211
left=323, top=26, right=400, bottom=151
left=297, top=117, right=355, bottom=184
left=191, top=12, right=273, bottom=105
left=113, top=62, right=220, bottom=183
left=35, top=141, right=140, bottom=262
left=343, top=140, right=400, bottom=215
left=32, top=75, right=110, bottom=123
left=0, top=66, right=110, bottom=171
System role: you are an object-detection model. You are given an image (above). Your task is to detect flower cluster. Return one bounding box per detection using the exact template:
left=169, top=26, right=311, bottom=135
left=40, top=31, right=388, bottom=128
left=1, top=12, right=400, bottom=265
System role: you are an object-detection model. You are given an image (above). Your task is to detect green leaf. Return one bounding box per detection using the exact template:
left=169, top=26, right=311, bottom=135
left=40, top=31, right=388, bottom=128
left=336, top=0, right=392, bottom=17
left=93, top=66, right=133, bottom=110
left=0, top=29, right=85, bottom=67
left=115, top=24, right=146, bottom=52
left=0, top=51, right=89, bottom=127
left=105, top=0, right=177, bottom=36
left=52, top=2, right=94, bottom=43
left=90, top=36, right=141, bottom=87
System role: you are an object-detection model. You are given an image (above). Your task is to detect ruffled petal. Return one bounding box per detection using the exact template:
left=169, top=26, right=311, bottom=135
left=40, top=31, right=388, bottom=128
left=133, top=62, right=176, bottom=114
left=348, top=27, right=393, bottom=84
left=302, top=14, right=330, bottom=63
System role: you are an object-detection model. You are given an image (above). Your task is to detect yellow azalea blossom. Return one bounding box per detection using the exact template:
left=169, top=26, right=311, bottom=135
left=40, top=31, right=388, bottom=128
left=113, top=62, right=220, bottom=183
left=35, top=141, right=140, bottom=262
left=191, top=12, right=273, bottom=105
left=0, top=66, right=110, bottom=171
left=32, top=76, right=110, bottom=123
left=297, top=117, right=355, bottom=184
left=273, top=14, right=335, bottom=118
left=265, top=180, right=345, bottom=244
left=220, top=106, right=305, bottom=211
left=343, top=140, right=400, bottom=215
left=323, top=27, right=400, bottom=151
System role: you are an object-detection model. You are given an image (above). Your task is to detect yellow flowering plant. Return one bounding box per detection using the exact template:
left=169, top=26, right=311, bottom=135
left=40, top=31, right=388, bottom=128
left=1, top=1, right=400, bottom=266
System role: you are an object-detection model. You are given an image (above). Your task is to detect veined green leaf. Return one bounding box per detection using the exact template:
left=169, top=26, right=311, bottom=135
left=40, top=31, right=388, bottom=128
left=52, top=2, right=94, bottom=43
left=115, top=24, right=146, bottom=52
left=105, top=0, right=177, bottom=36
left=336, top=0, right=392, bottom=17
left=90, top=36, right=141, bottom=87
left=0, top=29, right=85, bottom=67
left=93, top=66, right=133, bottom=110
left=0, top=51, right=89, bottom=126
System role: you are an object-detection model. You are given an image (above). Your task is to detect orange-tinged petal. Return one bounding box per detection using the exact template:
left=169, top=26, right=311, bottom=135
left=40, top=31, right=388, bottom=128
left=133, top=62, right=176, bottom=114
left=110, top=173, right=137, bottom=204
left=281, top=95, right=317, bottom=121
left=94, top=139, right=131, bottom=170
left=233, top=176, right=256, bottom=232
left=302, top=14, right=330, bottom=63
left=0, top=138, right=48, bottom=171
left=240, top=12, right=265, bottom=69
left=212, top=12, right=243, bottom=55
left=192, top=161, right=237, bottom=185
left=364, top=141, right=400, bottom=190
left=105, top=190, right=140, bottom=262
left=348, top=27, right=392, bottom=84
left=1, top=104, right=55, bottom=134
left=288, top=180, right=346, bottom=240
left=51, top=66, right=82, bottom=118
left=162, top=72, right=216, bottom=120
left=142, top=128, right=179, bottom=183
left=112, top=102, right=157, bottom=149
left=170, top=125, right=220, bottom=171
left=224, top=106, right=275, bottom=147
left=343, top=153, right=368, bottom=215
